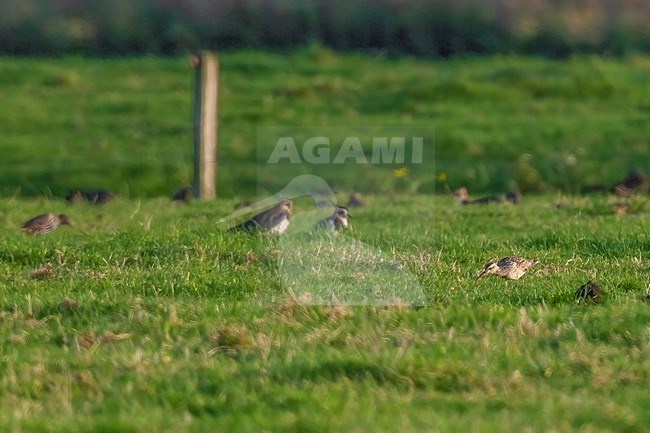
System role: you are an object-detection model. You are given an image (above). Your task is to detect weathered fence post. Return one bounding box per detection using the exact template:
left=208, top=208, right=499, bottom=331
left=192, top=51, right=219, bottom=200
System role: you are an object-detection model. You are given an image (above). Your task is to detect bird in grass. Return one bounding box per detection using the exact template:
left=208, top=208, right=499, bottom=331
left=172, top=187, right=191, bottom=203
left=453, top=187, right=502, bottom=205
left=21, top=213, right=71, bottom=235
left=610, top=170, right=648, bottom=196
left=66, top=189, right=113, bottom=205
left=347, top=192, right=365, bottom=208
left=229, top=199, right=293, bottom=234
left=475, top=257, right=539, bottom=282
left=315, top=206, right=352, bottom=233
left=506, top=190, right=522, bottom=204
left=575, top=281, right=602, bottom=303
left=84, top=189, right=113, bottom=204
left=65, top=189, right=85, bottom=204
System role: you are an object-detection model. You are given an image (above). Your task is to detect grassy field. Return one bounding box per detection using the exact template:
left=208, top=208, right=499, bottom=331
left=0, top=49, right=649, bottom=197
left=0, top=51, right=649, bottom=431
left=0, top=194, right=648, bottom=432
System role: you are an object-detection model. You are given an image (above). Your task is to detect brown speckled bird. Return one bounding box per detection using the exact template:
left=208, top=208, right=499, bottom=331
left=230, top=199, right=293, bottom=234
left=575, top=281, right=602, bottom=303
left=21, top=213, right=70, bottom=235
left=475, top=257, right=539, bottom=282
left=315, top=206, right=352, bottom=233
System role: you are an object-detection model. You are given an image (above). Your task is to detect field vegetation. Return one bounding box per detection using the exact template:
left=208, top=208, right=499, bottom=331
left=0, top=49, right=649, bottom=198
left=0, top=194, right=649, bottom=431
left=0, top=49, right=649, bottom=431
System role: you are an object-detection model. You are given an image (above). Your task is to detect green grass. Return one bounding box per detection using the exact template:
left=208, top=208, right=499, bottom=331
left=1, top=195, right=648, bottom=432
left=1, top=49, right=649, bottom=431
left=0, top=50, right=649, bottom=197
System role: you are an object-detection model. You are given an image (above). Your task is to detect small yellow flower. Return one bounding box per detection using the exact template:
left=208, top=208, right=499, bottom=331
left=437, top=171, right=447, bottom=182
left=393, top=167, right=408, bottom=178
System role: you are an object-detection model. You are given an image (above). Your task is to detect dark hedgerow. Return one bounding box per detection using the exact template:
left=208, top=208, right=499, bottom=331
left=0, top=0, right=648, bottom=57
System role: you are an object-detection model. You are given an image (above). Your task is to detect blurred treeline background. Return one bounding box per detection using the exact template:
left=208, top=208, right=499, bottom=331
left=2, top=0, right=649, bottom=58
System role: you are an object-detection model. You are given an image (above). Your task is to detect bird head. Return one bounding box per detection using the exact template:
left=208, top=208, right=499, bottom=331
left=453, top=187, right=469, bottom=199
left=475, top=261, right=498, bottom=280
left=279, top=199, right=293, bottom=214
left=335, top=206, right=351, bottom=219
left=65, top=190, right=84, bottom=203
left=58, top=214, right=71, bottom=225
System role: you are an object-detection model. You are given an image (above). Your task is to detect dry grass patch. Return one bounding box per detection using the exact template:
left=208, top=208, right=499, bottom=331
left=209, top=323, right=255, bottom=358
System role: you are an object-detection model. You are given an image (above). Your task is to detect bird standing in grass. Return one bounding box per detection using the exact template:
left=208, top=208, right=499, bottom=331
left=347, top=192, right=365, bottom=208
left=21, top=213, right=70, bottom=235
left=84, top=189, right=113, bottom=204
left=506, top=190, right=522, bottom=204
left=316, top=206, right=352, bottom=233
left=453, top=187, right=502, bottom=205
left=575, top=281, right=602, bottom=303
left=475, top=257, right=539, bottom=282
left=230, top=199, right=293, bottom=234
left=172, top=187, right=191, bottom=203
left=66, top=189, right=113, bottom=204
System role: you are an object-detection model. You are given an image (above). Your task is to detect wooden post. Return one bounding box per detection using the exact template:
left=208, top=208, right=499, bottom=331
left=192, top=51, right=218, bottom=200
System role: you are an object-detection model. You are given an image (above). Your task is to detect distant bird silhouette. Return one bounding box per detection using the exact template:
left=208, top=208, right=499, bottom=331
left=84, top=190, right=113, bottom=204
left=65, top=190, right=85, bottom=204
left=475, top=257, right=539, bottom=281
left=610, top=170, right=647, bottom=196
left=506, top=190, right=522, bottom=204
left=575, top=281, right=602, bottom=303
left=347, top=192, right=365, bottom=208
left=229, top=199, right=293, bottom=234
left=66, top=189, right=113, bottom=204
left=453, top=187, right=502, bottom=205
left=21, top=213, right=70, bottom=235
left=172, top=187, right=191, bottom=203
left=316, top=206, right=352, bottom=233
left=471, top=195, right=503, bottom=204
left=611, top=184, right=632, bottom=198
